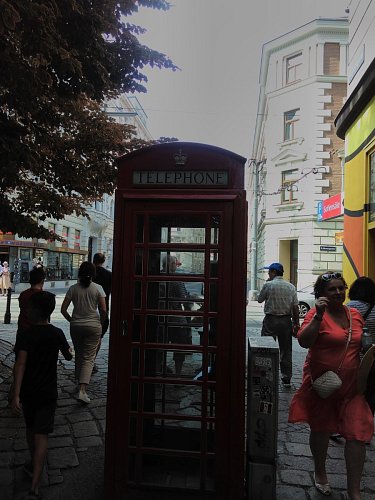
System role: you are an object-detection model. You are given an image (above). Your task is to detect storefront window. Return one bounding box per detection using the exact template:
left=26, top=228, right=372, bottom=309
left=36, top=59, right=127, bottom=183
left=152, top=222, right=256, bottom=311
left=370, top=152, right=375, bottom=223
left=45, top=251, right=59, bottom=280
left=60, top=252, right=73, bottom=279
left=72, top=254, right=83, bottom=279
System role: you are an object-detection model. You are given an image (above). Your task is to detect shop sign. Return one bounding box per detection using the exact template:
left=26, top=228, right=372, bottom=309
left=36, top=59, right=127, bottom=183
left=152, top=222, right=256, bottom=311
left=317, top=193, right=343, bottom=221
left=0, top=232, right=15, bottom=240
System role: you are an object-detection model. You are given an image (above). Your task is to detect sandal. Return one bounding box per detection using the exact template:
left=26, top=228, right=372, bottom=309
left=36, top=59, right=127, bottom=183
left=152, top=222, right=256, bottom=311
left=314, top=473, right=332, bottom=496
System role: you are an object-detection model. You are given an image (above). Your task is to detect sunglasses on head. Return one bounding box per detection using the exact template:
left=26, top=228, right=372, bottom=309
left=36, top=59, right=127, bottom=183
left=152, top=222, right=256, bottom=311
left=321, top=272, right=342, bottom=281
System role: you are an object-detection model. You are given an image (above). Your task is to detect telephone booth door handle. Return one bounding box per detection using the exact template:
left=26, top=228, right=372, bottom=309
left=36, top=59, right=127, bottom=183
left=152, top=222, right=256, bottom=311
left=121, top=319, right=128, bottom=336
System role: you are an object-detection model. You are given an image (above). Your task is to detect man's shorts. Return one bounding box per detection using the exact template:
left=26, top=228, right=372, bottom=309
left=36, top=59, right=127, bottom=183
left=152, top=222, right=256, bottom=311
left=21, top=399, right=56, bottom=434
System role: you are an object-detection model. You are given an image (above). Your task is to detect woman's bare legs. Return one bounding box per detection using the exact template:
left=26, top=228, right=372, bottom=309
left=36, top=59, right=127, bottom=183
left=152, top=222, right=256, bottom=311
left=345, top=440, right=365, bottom=500
left=310, top=431, right=330, bottom=484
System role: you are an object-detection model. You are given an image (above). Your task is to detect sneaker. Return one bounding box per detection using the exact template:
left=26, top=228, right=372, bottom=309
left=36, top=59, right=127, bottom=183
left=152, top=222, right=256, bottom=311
left=77, top=391, right=90, bottom=404
left=281, top=378, right=291, bottom=388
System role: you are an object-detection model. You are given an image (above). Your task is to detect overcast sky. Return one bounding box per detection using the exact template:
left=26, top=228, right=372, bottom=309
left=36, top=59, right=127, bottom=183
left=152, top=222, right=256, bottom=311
left=131, top=0, right=348, bottom=158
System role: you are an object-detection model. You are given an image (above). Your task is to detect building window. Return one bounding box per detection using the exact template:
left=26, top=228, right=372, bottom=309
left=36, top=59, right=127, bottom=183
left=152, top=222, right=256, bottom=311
left=281, top=170, right=298, bottom=203
left=370, top=152, right=375, bottom=222
left=74, top=229, right=81, bottom=249
left=286, top=52, right=302, bottom=84
left=48, top=222, right=56, bottom=243
left=62, top=226, right=69, bottom=248
left=284, top=109, right=299, bottom=141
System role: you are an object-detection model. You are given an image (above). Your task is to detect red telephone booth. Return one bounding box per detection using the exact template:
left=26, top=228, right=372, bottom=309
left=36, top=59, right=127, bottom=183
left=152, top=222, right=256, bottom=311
left=105, top=142, right=247, bottom=500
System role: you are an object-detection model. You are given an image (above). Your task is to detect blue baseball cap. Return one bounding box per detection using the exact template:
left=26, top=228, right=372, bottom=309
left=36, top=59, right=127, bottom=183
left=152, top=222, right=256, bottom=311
left=264, top=262, right=284, bottom=273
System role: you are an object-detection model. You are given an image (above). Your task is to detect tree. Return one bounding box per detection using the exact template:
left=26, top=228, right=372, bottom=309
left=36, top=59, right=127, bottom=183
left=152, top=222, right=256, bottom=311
left=0, top=0, right=177, bottom=239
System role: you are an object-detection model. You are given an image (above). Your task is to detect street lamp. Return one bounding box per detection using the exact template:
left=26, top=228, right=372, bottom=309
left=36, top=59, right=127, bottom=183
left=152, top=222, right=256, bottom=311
left=248, top=158, right=266, bottom=300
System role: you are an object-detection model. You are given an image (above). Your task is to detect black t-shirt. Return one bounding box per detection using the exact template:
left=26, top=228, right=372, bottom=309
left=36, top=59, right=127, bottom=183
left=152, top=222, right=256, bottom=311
left=93, top=266, right=112, bottom=305
left=15, top=324, right=71, bottom=402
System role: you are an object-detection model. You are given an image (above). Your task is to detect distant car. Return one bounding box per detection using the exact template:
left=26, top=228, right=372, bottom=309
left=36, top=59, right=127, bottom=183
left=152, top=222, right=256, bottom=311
left=297, top=286, right=316, bottom=318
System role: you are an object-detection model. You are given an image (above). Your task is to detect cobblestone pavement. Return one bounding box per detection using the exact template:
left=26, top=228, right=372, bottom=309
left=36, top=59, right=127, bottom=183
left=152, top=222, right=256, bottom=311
left=0, top=294, right=374, bottom=499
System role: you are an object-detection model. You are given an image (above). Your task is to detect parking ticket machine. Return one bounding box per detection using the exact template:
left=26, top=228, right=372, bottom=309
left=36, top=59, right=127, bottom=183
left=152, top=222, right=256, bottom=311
left=105, top=142, right=247, bottom=500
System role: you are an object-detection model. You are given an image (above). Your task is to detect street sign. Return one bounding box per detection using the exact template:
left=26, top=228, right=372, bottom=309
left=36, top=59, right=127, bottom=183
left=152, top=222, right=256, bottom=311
left=320, top=245, right=336, bottom=252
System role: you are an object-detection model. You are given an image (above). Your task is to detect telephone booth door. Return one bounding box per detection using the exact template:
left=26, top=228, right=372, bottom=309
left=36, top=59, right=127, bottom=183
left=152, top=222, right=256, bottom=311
left=105, top=143, right=247, bottom=500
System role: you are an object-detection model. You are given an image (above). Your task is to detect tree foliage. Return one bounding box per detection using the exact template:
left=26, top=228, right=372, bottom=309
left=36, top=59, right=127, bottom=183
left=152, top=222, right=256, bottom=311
left=0, top=0, right=177, bottom=238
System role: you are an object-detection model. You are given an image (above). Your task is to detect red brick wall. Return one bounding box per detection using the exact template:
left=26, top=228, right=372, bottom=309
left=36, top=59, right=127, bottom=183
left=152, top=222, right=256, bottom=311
left=323, top=82, right=346, bottom=194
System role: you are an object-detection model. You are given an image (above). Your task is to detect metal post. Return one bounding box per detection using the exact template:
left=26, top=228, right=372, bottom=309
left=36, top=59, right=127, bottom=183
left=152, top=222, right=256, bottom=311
left=249, top=159, right=265, bottom=300
left=250, top=162, right=259, bottom=295
left=4, top=288, right=12, bottom=324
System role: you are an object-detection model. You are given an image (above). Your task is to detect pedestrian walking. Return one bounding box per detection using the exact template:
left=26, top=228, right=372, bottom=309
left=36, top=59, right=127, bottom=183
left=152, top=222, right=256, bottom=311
left=17, top=267, right=46, bottom=335
left=92, top=253, right=112, bottom=366
left=61, top=261, right=106, bottom=403
left=289, top=272, right=373, bottom=500
left=347, top=276, right=375, bottom=413
left=0, top=261, right=11, bottom=295
left=257, top=262, right=300, bottom=387
left=8, top=267, right=47, bottom=403
left=12, top=291, right=73, bottom=499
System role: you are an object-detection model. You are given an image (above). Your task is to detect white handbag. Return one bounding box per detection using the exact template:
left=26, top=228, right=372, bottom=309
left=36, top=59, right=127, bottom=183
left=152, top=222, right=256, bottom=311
left=311, top=306, right=352, bottom=399
left=311, top=370, right=343, bottom=399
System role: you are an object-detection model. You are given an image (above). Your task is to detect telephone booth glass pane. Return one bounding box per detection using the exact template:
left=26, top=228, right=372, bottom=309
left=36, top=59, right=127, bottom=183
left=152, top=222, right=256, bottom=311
left=134, top=281, right=141, bottom=308
left=136, top=215, right=144, bottom=242
left=149, top=215, right=206, bottom=243
left=210, top=215, right=220, bottom=244
left=135, top=248, right=143, bottom=275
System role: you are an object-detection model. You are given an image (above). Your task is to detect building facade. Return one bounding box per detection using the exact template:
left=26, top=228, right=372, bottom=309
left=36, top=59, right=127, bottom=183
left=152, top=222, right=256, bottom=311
left=1, top=95, right=152, bottom=291
left=335, top=0, right=375, bottom=287
left=249, top=18, right=348, bottom=295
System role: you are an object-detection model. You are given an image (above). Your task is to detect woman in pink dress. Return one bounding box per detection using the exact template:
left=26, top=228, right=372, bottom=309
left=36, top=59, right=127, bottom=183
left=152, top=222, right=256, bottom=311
left=289, top=272, right=373, bottom=500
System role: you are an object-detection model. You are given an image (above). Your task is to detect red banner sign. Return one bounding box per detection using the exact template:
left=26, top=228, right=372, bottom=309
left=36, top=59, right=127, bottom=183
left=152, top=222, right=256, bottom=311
left=321, top=193, right=343, bottom=220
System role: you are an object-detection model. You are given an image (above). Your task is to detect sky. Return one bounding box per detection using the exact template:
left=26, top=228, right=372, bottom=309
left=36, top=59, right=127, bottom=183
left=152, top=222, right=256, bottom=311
left=131, top=0, right=348, bottom=158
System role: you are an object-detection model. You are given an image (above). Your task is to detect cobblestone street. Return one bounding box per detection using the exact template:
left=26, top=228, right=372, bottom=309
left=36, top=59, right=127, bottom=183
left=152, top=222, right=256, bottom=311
left=0, top=294, right=374, bottom=499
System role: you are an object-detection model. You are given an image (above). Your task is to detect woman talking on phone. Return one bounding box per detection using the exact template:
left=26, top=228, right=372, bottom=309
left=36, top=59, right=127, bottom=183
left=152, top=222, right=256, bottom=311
left=288, top=272, right=373, bottom=500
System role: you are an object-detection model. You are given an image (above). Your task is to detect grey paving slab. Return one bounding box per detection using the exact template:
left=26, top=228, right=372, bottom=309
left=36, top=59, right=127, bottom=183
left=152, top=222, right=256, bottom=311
left=76, top=435, right=103, bottom=448
left=47, top=447, right=79, bottom=469
left=279, top=468, right=312, bottom=486
left=72, top=420, right=99, bottom=438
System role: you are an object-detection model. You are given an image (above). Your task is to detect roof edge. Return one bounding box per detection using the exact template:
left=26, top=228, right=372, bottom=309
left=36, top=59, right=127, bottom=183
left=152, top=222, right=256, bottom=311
left=335, top=57, right=375, bottom=139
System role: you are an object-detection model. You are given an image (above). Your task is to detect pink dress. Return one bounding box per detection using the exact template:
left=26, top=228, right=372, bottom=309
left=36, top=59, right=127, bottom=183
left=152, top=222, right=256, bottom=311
left=288, top=307, right=374, bottom=442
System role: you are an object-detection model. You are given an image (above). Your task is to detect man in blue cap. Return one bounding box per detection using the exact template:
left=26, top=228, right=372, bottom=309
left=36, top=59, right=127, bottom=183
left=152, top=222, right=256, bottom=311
left=257, top=262, right=300, bottom=387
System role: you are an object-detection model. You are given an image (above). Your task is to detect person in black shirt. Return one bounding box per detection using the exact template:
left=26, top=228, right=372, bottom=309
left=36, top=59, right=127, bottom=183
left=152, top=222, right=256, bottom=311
left=93, top=252, right=112, bottom=336
left=12, top=291, right=73, bottom=499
